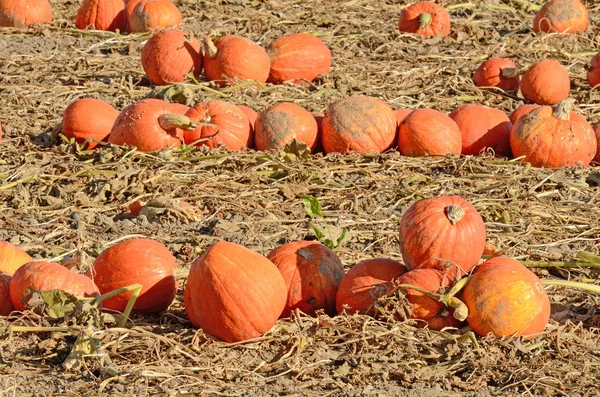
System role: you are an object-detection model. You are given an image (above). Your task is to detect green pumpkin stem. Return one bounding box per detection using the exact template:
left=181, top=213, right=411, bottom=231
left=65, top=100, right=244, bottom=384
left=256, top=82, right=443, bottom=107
left=419, top=12, right=433, bottom=29
left=445, top=205, right=465, bottom=225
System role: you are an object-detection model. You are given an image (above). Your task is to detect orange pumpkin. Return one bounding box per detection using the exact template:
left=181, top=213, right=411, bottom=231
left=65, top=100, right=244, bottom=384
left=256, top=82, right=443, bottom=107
left=472, top=58, right=521, bottom=91
left=462, top=256, right=551, bottom=338
left=183, top=100, right=251, bottom=150
left=10, top=262, right=99, bottom=311
left=75, top=0, right=127, bottom=32
left=394, top=109, right=413, bottom=128
left=126, top=0, right=181, bottom=33
left=520, top=60, right=570, bottom=105
left=238, top=105, right=258, bottom=138
left=508, top=104, right=542, bottom=124
left=335, top=258, right=407, bottom=316
left=587, top=53, right=600, bottom=89
left=0, top=241, right=32, bottom=276
left=87, top=238, right=178, bottom=313
left=0, top=0, right=52, bottom=27
left=448, top=104, right=512, bottom=157
left=399, top=195, right=486, bottom=279
left=593, top=122, right=600, bottom=162
left=533, top=0, right=588, bottom=35
left=398, top=1, right=450, bottom=38
left=184, top=241, right=287, bottom=342
left=510, top=100, right=597, bottom=168
left=267, top=33, right=332, bottom=85
left=322, top=96, right=396, bottom=154
left=0, top=273, right=13, bottom=316
left=62, top=98, right=119, bottom=150
left=398, top=108, right=462, bottom=157
left=267, top=240, right=345, bottom=318
left=202, top=36, right=271, bottom=87
left=254, top=102, right=319, bottom=152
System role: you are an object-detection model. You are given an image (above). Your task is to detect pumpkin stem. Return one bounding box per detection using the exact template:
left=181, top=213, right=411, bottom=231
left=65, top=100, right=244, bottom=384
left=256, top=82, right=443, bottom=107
left=552, top=98, right=574, bottom=121
left=501, top=67, right=525, bottom=78
left=92, top=283, right=143, bottom=328
left=418, top=12, right=433, bottom=29
left=297, top=247, right=314, bottom=261
left=445, top=205, right=465, bottom=225
left=202, top=36, right=219, bottom=58
left=158, top=113, right=197, bottom=131
left=542, top=279, right=600, bottom=294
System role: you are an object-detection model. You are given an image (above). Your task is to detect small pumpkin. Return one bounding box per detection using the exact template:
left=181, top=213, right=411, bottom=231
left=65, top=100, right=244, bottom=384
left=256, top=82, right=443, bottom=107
left=0, top=273, right=13, bottom=316
left=62, top=98, right=119, bottom=150
left=520, top=59, right=570, bottom=105
left=267, top=33, right=332, bottom=85
left=586, top=53, right=600, bottom=89
left=335, top=258, right=407, bottom=316
left=398, top=1, right=450, bottom=38
left=448, top=104, right=512, bottom=157
left=254, top=102, right=319, bottom=152
left=510, top=99, right=597, bottom=168
left=86, top=238, right=178, bottom=313
left=399, top=195, right=486, bottom=279
left=472, top=58, right=521, bottom=91
left=126, top=0, right=181, bottom=33
left=267, top=240, right=345, bottom=318
left=202, top=35, right=271, bottom=87
left=398, top=109, right=462, bottom=157
left=0, top=241, right=32, bottom=276
left=462, top=256, right=551, bottom=338
left=184, top=241, right=287, bottom=342
left=533, top=0, right=588, bottom=35
left=75, top=0, right=127, bottom=32
left=508, top=104, right=542, bottom=124
left=0, top=0, right=52, bottom=27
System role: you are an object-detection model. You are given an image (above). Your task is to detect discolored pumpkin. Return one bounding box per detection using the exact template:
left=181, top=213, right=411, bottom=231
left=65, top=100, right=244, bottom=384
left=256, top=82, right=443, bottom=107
left=254, top=102, right=319, bottom=152
left=398, top=1, right=450, bottom=38
left=0, top=0, right=52, bottom=27
left=587, top=53, right=600, bottom=89
left=184, top=241, right=287, bottom=342
left=75, top=0, right=127, bottom=32
left=267, top=240, right=345, bottom=318
left=472, top=58, right=521, bottom=91
left=520, top=59, right=570, bottom=105
left=0, top=273, right=13, bottom=316
left=62, top=98, right=119, bottom=150
left=398, top=108, right=462, bottom=157
left=533, top=0, right=588, bottom=35
left=0, top=241, right=32, bottom=276
left=126, top=0, right=181, bottom=33
left=462, top=257, right=551, bottom=338
left=508, top=104, right=542, bottom=124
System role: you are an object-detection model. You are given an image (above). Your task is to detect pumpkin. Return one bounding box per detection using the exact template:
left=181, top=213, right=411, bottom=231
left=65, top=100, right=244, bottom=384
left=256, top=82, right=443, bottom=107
left=75, top=0, right=127, bottom=32
left=126, top=0, right=181, bottom=33
left=398, top=1, right=450, bottom=38
left=10, top=262, right=99, bottom=311
left=183, top=100, right=252, bottom=150
left=108, top=99, right=195, bottom=152
left=394, top=268, right=462, bottom=330
left=141, top=29, right=203, bottom=86
left=398, top=109, right=462, bottom=157
left=448, top=104, right=512, bottom=157
left=266, top=33, right=332, bottom=85
left=586, top=53, right=600, bottom=89
left=184, top=241, right=287, bottom=342
left=508, top=104, right=542, bottom=124
left=62, top=98, right=119, bottom=150
left=593, top=122, right=600, bottom=162
left=472, top=58, right=521, bottom=91
left=462, top=256, right=551, bottom=338
left=520, top=60, right=570, bottom=105
left=254, top=102, right=319, bottom=152
left=202, top=35, right=271, bottom=87
left=0, top=241, right=32, bottom=276
left=238, top=105, right=258, bottom=140
left=86, top=238, right=178, bottom=313
left=533, top=0, right=588, bottom=35
left=335, top=258, right=407, bottom=316
left=321, top=96, right=396, bottom=154
left=399, top=195, right=486, bottom=279
left=510, top=99, right=597, bottom=168
left=0, top=273, right=13, bottom=316
left=267, top=240, right=345, bottom=318
left=394, top=109, right=413, bottom=128
left=0, top=0, right=52, bottom=27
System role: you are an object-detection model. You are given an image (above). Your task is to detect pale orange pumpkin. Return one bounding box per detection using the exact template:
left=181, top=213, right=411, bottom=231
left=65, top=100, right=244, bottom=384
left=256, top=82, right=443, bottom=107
left=126, top=0, right=181, bottom=33
left=0, top=0, right=52, bottom=27
left=520, top=60, right=570, bottom=105
left=0, top=241, right=32, bottom=276
left=533, top=0, right=588, bottom=35
left=398, top=109, right=462, bottom=157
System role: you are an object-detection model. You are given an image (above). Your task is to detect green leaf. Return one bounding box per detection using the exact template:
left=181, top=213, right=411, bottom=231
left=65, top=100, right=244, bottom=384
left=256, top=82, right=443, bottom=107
left=323, top=238, right=335, bottom=250
left=26, top=289, right=79, bottom=319
left=335, top=227, right=347, bottom=248
left=309, top=222, right=326, bottom=242
left=302, top=195, right=322, bottom=218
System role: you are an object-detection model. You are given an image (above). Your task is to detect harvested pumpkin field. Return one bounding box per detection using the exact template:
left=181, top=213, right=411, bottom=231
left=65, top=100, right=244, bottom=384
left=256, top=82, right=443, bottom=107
left=1, top=0, right=600, bottom=395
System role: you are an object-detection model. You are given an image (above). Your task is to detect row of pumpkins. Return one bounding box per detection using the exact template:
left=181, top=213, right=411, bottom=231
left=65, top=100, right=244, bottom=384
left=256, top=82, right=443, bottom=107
left=0, top=195, right=551, bottom=342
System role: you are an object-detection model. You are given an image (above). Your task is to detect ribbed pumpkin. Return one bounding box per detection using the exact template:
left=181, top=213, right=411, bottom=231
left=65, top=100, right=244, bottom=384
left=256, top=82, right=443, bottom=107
left=86, top=238, right=178, bottom=313
left=254, top=102, right=319, bottom=152
left=510, top=99, right=597, bottom=168
left=183, top=100, right=251, bottom=150
left=126, top=0, right=181, bottom=33
left=202, top=36, right=271, bottom=87
left=267, top=33, right=332, bottom=85
left=141, top=29, right=203, bottom=86
left=335, top=258, right=407, bottom=316
left=462, top=257, right=551, bottom=338
left=448, top=104, right=512, bottom=157
left=0, top=273, right=13, bottom=316
left=533, top=0, right=588, bottom=35
left=184, top=241, right=287, bottom=342
left=520, top=60, right=570, bottom=105
left=62, top=98, right=119, bottom=150
left=0, top=241, right=32, bottom=276
left=10, top=262, right=99, bottom=311
left=472, top=58, right=521, bottom=91
left=75, top=0, right=127, bottom=32
left=399, top=195, right=486, bottom=279
left=398, top=1, right=450, bottom=38
left=267, top=240, right=345, bottom=318
left=398, top=108, right=462, bottom=157
left=322, top=96, right=396, bottom=154
left=587, top=53, right=600, bottom=89
left=0, top=0, right=52, bottom=27
left=593, top=122, right=600, bottom=162
left=508, top=104, right=542, bottom=124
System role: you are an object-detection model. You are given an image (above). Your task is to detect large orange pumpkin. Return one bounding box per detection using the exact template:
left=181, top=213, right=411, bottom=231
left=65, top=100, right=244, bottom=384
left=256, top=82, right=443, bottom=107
left=321, top=96, right=396, bottom=154
left=587, top=53, right=600, bottom=89
left=0, top=241, right=32, bottom=276
left=510, top=99, right=597, bottom=168
left=472, top=58, right=521, bottom=91
left=508, top=104, right=542, bottom=124
left=75, top=0, right=127, bottom=32
left=533, top=0, right=588, bottom=35
left=62, top=98, right=119, bottom=150
left=86, top=238, right=178, bottom=313
left=398, top=108, right=462, bottom=157
left=399, top=195, right=486, bottom=279
left=254, top=102, right=319, bottom=152
left=398, top=1, right=450, bottom=38
left=520, top=60, right=570, bottom=105
left=0, top=0, right=52, bottom=27
left=462, top=256, right=551, bottom=338
left=0, top=273, right=13, bottom=316
left=126, top=0, right=181, bottom=33
left=184, top=241, right=287, bottom=342
left=267, top=240, right=345, bottom=318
